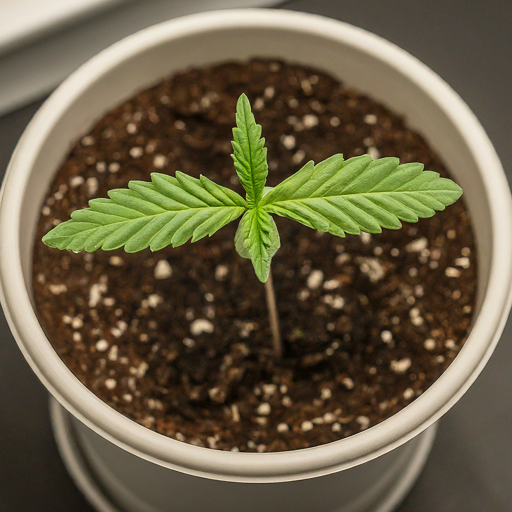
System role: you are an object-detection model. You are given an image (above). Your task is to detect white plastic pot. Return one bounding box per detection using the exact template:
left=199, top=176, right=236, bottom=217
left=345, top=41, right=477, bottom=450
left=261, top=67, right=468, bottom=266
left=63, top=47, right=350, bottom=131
left=1, top=9, right=511, bottom=512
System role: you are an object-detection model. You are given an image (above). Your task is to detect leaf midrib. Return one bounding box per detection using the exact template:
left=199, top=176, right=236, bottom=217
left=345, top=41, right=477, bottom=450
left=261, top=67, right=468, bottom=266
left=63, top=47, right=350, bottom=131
left=242, top=103, right=259, bottom=206
left=64, top=204, right=245, bottom=232
left=265, top=188, right=458, bottom=205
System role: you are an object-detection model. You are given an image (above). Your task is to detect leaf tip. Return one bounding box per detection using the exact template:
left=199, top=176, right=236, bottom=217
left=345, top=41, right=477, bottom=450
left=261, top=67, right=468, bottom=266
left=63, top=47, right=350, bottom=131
left=237, top=92, right=250, bottom=107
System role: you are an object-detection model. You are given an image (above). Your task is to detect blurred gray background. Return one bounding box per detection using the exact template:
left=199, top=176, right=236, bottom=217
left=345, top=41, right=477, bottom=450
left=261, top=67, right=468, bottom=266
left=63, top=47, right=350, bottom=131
left=0, top=1, right=510, bottom=511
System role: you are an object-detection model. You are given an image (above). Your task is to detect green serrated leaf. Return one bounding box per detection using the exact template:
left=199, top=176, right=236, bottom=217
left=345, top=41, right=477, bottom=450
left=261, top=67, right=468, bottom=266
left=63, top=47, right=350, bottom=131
left=43, top=92, right=464, bottom=288
left=42, top=173, right=247, bottom=253
left=231, top=93, right=269, bottom=207
left=261, top=155, right=463, bottom=236
left=234, top=208, right=280, bottom=282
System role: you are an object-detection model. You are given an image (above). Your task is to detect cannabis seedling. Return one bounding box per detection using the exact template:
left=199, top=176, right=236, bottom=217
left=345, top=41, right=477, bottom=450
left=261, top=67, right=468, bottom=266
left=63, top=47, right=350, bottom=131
left=43, top=93, right=463, bottom=359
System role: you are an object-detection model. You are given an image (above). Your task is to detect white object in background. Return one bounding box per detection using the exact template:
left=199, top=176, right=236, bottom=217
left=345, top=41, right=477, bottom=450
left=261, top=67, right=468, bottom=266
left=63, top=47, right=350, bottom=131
left=0, top=0, right=280, bottom=115
left=1, top=9, right=511, bottom=512
left=0, top=0, right=129, bottom=53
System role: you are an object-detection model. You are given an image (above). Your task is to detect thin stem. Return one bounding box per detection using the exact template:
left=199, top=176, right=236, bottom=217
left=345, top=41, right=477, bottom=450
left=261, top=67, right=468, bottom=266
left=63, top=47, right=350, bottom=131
left=264, top=268, right=283, bottom=360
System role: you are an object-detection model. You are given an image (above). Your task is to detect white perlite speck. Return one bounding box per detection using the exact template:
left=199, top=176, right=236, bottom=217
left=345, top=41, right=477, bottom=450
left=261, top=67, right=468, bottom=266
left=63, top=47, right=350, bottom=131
left=381, top=330, right=393, bottom=344
left=321, top=388, right=332, bottom=400
left=282, top=396, right=292, bottom=407
left=108, top=345, right=118, bottom=361
left=277, top=423, right=289, bottom=433
left=403, top=388, right=415, bottom=400
left=307, top=270, right=324, bottom=289
left=86, top=177, right=98, bottom=197
left=126, top=122, right=137, bottom=134
left=415, top=285, right=424, bottom=297
left=406, top=238, right=428, bottom=253
left=323, top=412, right=336, bottom=424
left=153, top=154, right=168, bottom=169
left=253, top=97, right=265, bottom=111
left=71, top=317, right=83, bottom=329
left=109, top=256, right=124, bottom=266
left=410, top=308, right=420, bottom=318
left=183, top=337, right=195, bottom=348
left=298, top=289, right=310, bottom=301
left=190, top=319, right=214, bottom=336
left=341, top=377, right=354, bottom=390
left=364, top=114, right=377, bottom=125
left=215, top=265, right=229, bottom=281
left=95, top=339, right=108, bottom=352
left=323, top=279, right=341, bottom=290
left=302, top=114, right=319, bottom=128
left=49, top=284, right=67, bottom=295
left=356, top=416, right=370, bottom=430
left=360, top=232, right=372, bottom=244
left=335, top=253, right=351, bottom=266
left=322, top=294, right=345, bottom=309
left=135, top=362, right=149, bottom=378
left=154, top=260, right=172, bottom=279
left=70, top=176, right=84, bottom=188
left=257, top=402, right=271, bottom=416
left=264, top=86, right=275, bottom=99
left=332, top=422, right=342, bottom=432
left=358, top=257, right=385, bottom=283
left=147, top=294, right=162, bottom=308
left=129, top=147, right=143, bottom=159
left=81, top=135, right=95, bottom=146
left=368, top=146, right=380, bottom=160
left=330, top=116, right=340, bottom=127
left=281, top=134, right=296, bottom=150
left=292, top=150, right=306, bottom=165
left=89, top=282, right=107, bottom=307
left=105, top=378, right=117, bottom=390
left=455, top=257, right=470, bottom=269
left=301, top=421, right=314, bottom=432
left=109, top=162, right=120, bottom=173
left=390, top=358, right=412, bottom=374
left=445, top=339, right=456, bottom=350
left=231, top=404, right=240, bottom=423
left=424, top=338, right=436, bottom=350
left=445, top=267, right=461, bottom=278
left=236, top=321, right=256, bottom=338
left=262, top=384, right=277, bottom=396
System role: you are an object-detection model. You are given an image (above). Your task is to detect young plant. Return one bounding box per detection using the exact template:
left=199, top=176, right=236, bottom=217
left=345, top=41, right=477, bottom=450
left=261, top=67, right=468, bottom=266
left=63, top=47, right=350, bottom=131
left=43, top=93, right=463, bottom=359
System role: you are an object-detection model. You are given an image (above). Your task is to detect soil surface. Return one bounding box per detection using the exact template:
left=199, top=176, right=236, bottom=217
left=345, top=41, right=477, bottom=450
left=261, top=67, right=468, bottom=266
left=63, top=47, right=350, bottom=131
left=33, top=59, right=476, bottom=452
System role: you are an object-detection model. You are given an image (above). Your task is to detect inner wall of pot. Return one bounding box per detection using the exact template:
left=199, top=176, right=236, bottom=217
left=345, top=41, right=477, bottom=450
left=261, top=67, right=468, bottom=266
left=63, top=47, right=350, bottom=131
left=21, top=24, right=489, bottom=314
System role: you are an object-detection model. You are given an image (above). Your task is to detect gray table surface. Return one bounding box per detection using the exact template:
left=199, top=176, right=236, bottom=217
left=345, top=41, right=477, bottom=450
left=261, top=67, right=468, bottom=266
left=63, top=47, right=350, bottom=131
left=1, top=1, right=511, bottom=511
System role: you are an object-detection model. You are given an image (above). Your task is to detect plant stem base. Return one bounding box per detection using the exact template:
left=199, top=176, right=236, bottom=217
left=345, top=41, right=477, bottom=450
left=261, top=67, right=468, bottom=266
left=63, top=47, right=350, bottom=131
left=50, top=397, right=437, bottom=512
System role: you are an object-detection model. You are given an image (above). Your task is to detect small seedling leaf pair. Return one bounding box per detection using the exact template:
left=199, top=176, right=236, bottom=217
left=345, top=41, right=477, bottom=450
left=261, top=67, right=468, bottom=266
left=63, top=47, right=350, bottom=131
left=43, top=93, right=463, bottom=282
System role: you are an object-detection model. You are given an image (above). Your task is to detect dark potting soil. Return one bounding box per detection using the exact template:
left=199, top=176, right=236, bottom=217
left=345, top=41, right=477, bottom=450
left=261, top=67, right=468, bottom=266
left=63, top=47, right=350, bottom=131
left=32, top=59, right=476, bottom=452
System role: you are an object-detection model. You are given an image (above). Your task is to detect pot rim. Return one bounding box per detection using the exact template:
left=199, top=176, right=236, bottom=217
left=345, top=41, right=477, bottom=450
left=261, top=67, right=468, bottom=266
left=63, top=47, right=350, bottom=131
left=1, top=8, right=511, bottom=482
